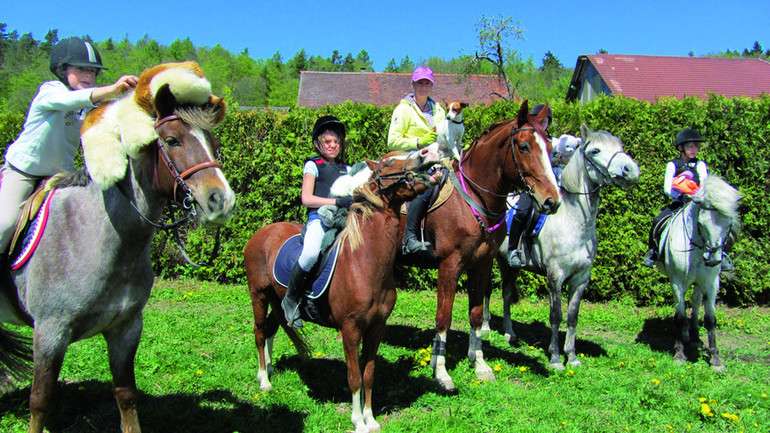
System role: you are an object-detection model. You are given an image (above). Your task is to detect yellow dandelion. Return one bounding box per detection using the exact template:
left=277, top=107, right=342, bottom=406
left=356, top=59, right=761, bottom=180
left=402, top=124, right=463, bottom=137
left=652, top=378, right=661, bottom=385
left=619, top=362, right=626, bottom=367
left=529, top=346, right=536, bottom=350
left=762, top=393, right=768, bottom=398
left=701, top=403, right=714, bottom=417
left=721, top=413, right=739, bottom=423
left=494, top=363, right=502, bottom=372
left=420, top=360, right=427, bottom=366
left=196, top=370, right=203, bottom=375
left=561, top=421, right=567, bottom=426
left=665, top=424, right=673, bottom=430
left=699, top=397, right=707, bottom=403
left=686, top=424, right=692, bottom=429
left=519, top=366, right=528, bottom=373
left=252, top=393, right=260, bottom=399
left=580, top=353, right=585, bottom=358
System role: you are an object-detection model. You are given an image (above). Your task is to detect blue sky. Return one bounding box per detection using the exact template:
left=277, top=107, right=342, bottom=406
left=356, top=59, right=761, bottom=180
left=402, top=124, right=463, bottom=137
left=4, top=0, right=768, bottom=71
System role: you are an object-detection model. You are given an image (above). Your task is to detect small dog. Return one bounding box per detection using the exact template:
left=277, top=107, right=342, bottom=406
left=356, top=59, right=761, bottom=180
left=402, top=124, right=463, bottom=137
left=434, top=101, right=468, bottom=161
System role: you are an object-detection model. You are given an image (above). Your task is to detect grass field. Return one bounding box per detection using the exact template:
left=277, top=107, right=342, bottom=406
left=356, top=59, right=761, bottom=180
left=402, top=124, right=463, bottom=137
left=1, top=278, right=768, bottom=432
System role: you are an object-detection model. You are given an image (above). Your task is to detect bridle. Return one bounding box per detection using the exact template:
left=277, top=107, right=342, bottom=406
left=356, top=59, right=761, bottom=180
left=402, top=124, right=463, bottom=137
left=562, top=140, right=629, bottom=196
left=671, top=202, right=731, bottom=265
left=452, top=121, right=542, bottom=231
left=154, top=114, right=223, bottom=207
left=370, top=154, right=429, bottom=197
left=118, top=114, right=225, bottom=266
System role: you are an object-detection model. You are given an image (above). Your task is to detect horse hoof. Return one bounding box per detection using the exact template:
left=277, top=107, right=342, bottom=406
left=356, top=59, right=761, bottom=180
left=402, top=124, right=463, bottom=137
left=481, top=323, right=491, bottom=334
left=476, top=370, right=497, bottom=383
left=435, top=377, right=456, bottom=392
left=568, top=358, right=582, bottom=368
left=710, top=360, right=726, bottom=372
left=549, top=362, right=566, bottom=371
left=504, top=333, right=515, bottom=343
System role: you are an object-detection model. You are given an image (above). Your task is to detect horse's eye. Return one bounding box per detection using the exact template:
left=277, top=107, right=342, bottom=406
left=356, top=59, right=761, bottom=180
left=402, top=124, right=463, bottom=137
left=589, top=148, right=601, bottom=156
left=165, top=136, right=180, bottom=147
left=518, top=142, right=530, bottom=153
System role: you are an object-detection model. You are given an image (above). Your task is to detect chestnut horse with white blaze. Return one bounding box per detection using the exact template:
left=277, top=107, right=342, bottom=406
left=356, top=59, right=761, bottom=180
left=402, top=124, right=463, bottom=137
left=399, top=101, right=562, bottom=391
left=244, top=152, right=441, bottom=433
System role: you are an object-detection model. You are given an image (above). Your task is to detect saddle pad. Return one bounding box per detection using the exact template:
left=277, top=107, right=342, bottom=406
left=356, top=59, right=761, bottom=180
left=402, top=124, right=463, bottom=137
left=273, top=234, right=341, bottom=299
left=399, top=175, right=454, bottom=215
left=11, top=189, right=56, bottom=270
left=504, top=203, right=548, bottom=238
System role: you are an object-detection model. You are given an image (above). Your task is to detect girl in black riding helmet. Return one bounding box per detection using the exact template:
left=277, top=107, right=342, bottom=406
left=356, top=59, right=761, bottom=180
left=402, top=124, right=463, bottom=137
left=282, top=115, right=354, bottom=328
left=642, top=128, right=732, bottom=270
left=0, top=37, right=138, bottom=262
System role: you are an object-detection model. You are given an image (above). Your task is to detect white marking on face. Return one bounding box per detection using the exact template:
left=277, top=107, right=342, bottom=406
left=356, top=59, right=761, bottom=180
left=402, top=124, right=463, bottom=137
left=534, top=133, right=559, bottom=188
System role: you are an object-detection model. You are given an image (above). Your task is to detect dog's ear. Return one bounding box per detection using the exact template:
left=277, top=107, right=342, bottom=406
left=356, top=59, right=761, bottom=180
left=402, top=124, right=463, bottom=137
left=460, top=102, right=469, bottom=109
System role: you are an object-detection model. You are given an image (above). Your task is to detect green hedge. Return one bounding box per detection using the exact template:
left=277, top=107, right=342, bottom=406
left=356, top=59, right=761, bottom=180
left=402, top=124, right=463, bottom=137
left=1, top=96, right=768, bottom=305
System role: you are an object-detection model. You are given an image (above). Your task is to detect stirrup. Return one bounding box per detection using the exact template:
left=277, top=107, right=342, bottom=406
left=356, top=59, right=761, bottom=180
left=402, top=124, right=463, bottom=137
left=507, top=249, right=525, bottom=268
left=281, top=297, right=304, bottom=328
left=642, top=249, right=657, bottom=268
left=402, top=237, right=430, bottom=255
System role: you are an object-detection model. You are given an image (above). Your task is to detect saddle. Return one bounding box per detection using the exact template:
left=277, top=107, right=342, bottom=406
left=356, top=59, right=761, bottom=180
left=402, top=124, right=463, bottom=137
left=273, top=233, right=341, bottom=327
left=8, top=181, right=57, bottom=270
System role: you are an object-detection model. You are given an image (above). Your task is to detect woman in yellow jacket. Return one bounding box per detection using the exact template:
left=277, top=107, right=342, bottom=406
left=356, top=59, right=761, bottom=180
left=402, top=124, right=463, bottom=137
left=387, top=66, right=446, bottom=254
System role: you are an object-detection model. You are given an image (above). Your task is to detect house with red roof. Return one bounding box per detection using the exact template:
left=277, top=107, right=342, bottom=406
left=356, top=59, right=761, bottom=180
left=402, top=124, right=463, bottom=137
left=297, top=71, right=509, bottom=108
left=566, top=54, right=770, bottom=103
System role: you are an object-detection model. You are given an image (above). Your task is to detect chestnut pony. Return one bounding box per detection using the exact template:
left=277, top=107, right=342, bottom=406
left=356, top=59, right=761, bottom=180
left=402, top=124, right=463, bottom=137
left=402, top=101, right=562, bottom=391
left=244, top=152, right=441, bottom=433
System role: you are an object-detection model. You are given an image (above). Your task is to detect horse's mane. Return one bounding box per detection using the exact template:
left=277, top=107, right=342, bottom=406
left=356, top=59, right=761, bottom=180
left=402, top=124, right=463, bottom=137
left=560, top=130, right=621, bottom=192
left=697, top=175, right=741, bottom=221
left=337, top=185, right=383, bottom=251
left=48, top=169, right=92, bottom=188
left=465, top=119, right=512, bottom=153
left=174, top=104, right=220, bottom=130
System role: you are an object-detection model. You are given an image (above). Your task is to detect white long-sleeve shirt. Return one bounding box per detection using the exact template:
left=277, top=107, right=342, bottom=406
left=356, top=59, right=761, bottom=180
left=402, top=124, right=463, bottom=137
left=4, top=80, right=95, bottom=176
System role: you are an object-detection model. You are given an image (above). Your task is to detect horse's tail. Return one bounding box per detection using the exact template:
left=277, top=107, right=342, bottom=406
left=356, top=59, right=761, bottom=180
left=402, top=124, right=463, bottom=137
left=278, top=324, right=311, bottom=360
left=0, top=323, right=32, bottom=381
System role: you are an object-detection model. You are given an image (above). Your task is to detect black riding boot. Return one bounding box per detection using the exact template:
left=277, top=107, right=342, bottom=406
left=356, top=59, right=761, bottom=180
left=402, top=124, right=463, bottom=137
left=507, top=195, right=532, bottom=267
left=281, top=263, right=310, bottom=328
left=402, top=194, right=430, bottom=255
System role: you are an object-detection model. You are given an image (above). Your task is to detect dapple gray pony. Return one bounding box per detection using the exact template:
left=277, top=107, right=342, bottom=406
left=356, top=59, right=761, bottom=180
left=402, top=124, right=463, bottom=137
left=0, top=62, right=235, bottom=433
left=652, top=175, right=739, bottom=371
left=484, top=125, right=639, bottom=370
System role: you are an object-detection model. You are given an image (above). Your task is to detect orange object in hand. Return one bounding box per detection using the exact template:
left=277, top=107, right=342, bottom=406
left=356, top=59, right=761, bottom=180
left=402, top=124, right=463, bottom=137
left=672, top=175, right=700, bottom=195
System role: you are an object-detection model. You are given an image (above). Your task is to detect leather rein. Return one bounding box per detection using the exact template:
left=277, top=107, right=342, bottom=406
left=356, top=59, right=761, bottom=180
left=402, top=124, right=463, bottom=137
left=452, top=122, right=539, bottom=232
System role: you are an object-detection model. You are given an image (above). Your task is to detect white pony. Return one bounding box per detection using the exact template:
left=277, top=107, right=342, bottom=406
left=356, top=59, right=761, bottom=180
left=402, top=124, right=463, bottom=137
left=654, top=174, right=740, bottom=371
left=486, top=125, right=640, bottom=370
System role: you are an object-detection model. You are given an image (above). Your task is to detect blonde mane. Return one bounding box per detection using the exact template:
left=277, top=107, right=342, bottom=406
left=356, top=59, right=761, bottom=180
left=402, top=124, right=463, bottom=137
left=336, top=185, right=383, bottom=252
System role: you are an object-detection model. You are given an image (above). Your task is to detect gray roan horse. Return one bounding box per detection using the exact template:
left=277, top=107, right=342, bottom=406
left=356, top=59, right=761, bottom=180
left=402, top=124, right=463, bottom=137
left=0, top=62, right=236, bottom=432
left=651, top=175, right=739, bottom=371
left=484, top=125, right=640, bottom=370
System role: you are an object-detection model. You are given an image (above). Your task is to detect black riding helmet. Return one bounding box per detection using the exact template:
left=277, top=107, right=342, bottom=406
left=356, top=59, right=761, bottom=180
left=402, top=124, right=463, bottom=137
left=675, top=128, right=705, bottom=147
left=529, top=103, right=553, bottom=127
left=312, top=115, right=347, bottom=162
left=49, top=37, right=107, bottom=84
left=312, top=116, right=346, bottom=142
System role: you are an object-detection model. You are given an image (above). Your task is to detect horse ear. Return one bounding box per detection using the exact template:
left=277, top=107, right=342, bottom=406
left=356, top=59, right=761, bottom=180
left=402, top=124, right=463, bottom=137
left=208, top=95, right=227, bottom=125
left=365, top=158, right=378, bottom=172
left=580, top=123, right=592, bottom=140
left=516, top=100, right=529, bottom=125
left=154, top=84, right=177, bottom=119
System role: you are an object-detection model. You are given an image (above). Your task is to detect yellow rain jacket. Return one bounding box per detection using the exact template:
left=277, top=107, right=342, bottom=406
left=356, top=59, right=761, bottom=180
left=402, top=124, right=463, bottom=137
left=387, top=95, right=446, bottom=151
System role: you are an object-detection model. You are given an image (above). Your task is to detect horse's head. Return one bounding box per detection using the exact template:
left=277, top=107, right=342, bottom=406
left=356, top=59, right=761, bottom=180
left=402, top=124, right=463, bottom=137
left=151, top=84, right=236, bottom=225
left=692, top=176, right=740, bottom=267
left=508, top=101, right=562, bottom=214
left=572, top=124, right=640, bottom=189
left=363, top=151, right=442, bottom=205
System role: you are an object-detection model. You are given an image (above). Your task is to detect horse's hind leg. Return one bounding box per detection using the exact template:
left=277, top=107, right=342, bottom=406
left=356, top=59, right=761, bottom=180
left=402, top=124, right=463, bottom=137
left=689, top=289, right=703, bottom=347
left=104, top=319, right=142, bottom=433
left=250, top=289, right=278, bottom=391
left=501, top=266, right=520, bottom=343
left=28, top=327, right=69, bottom=433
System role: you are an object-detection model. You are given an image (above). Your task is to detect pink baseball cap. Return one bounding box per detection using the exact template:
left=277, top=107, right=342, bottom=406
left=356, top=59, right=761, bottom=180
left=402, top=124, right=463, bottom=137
left=412, top=66, right=434, bottom=83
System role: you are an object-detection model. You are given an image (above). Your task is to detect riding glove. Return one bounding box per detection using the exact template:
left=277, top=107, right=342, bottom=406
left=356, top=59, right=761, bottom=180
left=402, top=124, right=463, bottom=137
left=335, top=196, right=355, bottom=209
